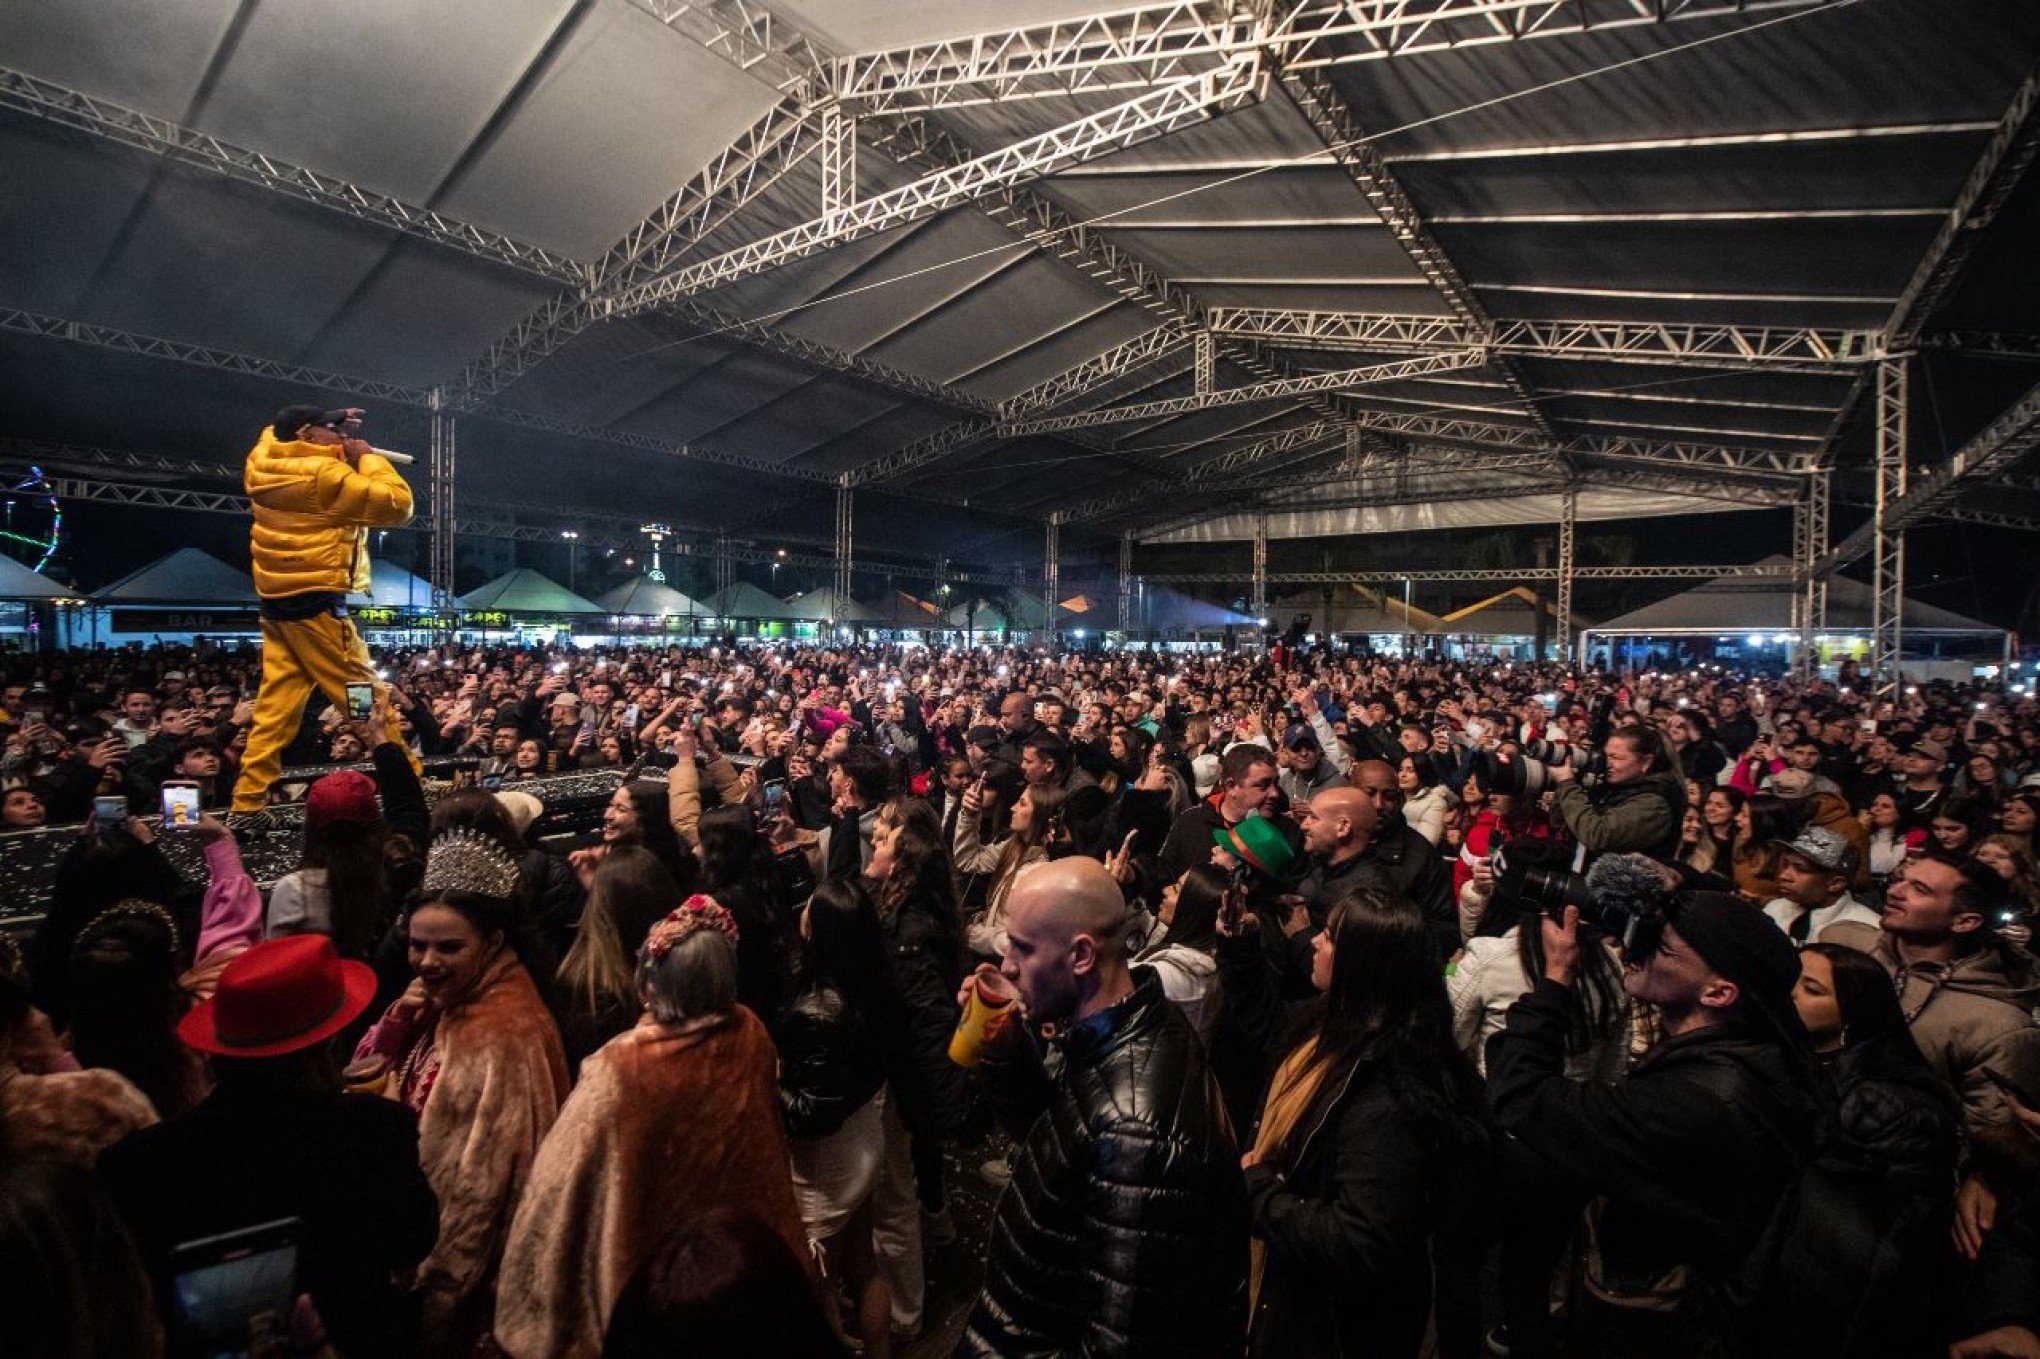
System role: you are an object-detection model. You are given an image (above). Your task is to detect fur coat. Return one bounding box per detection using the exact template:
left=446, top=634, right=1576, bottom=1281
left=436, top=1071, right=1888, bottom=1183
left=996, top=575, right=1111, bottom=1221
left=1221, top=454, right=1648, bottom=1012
left=0, top=1062, right=156, bottom=1165
left=364, top=951, right=568, bottom=1352
left=493, top=1006, right=809, bottom=1359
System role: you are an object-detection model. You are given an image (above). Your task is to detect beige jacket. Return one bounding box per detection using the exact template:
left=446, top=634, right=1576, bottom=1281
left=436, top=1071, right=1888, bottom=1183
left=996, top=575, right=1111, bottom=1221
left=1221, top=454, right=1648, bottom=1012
left=1876, top=935, right=2040, bottom=1177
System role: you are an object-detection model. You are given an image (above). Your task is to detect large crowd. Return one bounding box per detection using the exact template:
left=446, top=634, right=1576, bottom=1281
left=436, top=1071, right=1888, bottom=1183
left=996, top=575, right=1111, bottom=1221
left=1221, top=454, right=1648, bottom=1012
left=4, top=635, right=2040, bottom=1358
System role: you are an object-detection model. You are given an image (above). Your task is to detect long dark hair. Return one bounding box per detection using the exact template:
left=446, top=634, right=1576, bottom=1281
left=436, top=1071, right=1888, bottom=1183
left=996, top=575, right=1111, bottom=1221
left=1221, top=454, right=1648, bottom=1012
left=872, top=801, right=962, bottom=939
left=1292, top=887, right=1486, bottom=1144
left=1159, top=863, right=1227, bottom=953
left=619, top=782, right=695, bottom=890
left=301, top=807, right=407, bottom=963
left=798, top=879, right=905, bottom=1053
left=603, top=1207, right=847, bottom=1359
left=1803, top=942, right=1917, bottom=1050
left=67, top=904, right=199, bottom=1119
left=557, top=847, right=681, bottom=1019
left=697, top=805, right=774, bottom=899
left=1738, top=793, right=1802, bottom=877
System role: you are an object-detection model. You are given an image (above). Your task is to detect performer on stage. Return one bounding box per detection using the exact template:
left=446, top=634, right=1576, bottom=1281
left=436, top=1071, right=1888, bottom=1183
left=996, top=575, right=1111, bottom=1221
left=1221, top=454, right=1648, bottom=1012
left=231, top=404, right=418, bottom=815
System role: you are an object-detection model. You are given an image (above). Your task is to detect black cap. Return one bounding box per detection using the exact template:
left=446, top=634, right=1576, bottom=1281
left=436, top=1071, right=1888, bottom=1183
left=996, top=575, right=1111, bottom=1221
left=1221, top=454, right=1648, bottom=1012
left=272, top=404, right=328, bottom=440
left=966, top=723, right=1000, bottom=749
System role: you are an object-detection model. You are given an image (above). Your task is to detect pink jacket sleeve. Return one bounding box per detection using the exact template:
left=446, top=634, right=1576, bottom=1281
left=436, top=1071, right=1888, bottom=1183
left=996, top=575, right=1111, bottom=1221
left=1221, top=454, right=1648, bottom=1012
left=194, top=836, right=265, bottom=964
left=1728, top=754, right=1783, bottom=797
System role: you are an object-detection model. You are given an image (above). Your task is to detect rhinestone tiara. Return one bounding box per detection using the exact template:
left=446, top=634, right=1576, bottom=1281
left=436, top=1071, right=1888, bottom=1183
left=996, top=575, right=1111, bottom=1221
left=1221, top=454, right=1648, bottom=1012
left=420, top=827, right=520, bottom=900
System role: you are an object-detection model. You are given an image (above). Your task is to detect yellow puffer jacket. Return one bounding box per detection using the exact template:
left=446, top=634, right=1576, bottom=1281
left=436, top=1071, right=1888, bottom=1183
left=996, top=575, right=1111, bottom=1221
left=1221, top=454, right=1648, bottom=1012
left=244, top=430, right=414, bottom=599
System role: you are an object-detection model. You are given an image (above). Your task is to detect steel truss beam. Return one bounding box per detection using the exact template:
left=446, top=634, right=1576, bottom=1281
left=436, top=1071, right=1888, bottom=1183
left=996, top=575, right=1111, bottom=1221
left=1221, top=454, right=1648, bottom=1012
left=0, top=306, right=889, bottom=490
left=1000, top=350, right=1486, bottom=437
left=1117, top=533, right=1134, bottom=631
left=612, top=57, right=1264, bottom=314
left=1141, top=562, right=1798, bottom=586
left=1888, top=70, right=2040, bottom=349
left=829, top=0, right=1840, bottom=113
left=1921, top=331, right=2040, bottom=363
left=1276, top=67, right=1559, bottom=446
left=30, top=470, right=1026, bottom=583
left=1828, top=375, right=2040, bottom=571
left=0, top=68, right=588, bottom=287
left=1206, top=308, right=1879, bottom=371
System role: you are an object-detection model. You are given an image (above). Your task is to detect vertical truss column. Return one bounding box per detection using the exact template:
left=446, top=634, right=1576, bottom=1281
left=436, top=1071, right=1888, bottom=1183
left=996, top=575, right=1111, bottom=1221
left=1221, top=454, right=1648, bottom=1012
left=1044, top=513, right=1063, bottom=637
left=1117, top=532, right=1134, bottom=634
left=1793, top=471, right=1831, bottom=676
left=713, top=533, right=734, bottom=598
left=1809, top=468, right=1831, bottom=638
left=1556, top=485, right=1577, bottom=665
left=1194, top=331, right=1215, bottom=395
left=820, top=103, right=856, bottom=222
left=1871, top=359, right=1909, bottom=698
left=428, top=387, right=456, bottom=610
left=1251, top=513, right=1269, bottom=625
left=833, top=481, right=854, bottom=600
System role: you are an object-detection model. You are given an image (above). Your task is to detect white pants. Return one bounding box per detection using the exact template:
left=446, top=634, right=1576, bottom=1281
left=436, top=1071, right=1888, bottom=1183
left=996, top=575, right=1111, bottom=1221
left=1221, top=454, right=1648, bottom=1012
left=870, top=1095, right=926, bottom=1331
left=790, top=1088, right=886, bottom=1245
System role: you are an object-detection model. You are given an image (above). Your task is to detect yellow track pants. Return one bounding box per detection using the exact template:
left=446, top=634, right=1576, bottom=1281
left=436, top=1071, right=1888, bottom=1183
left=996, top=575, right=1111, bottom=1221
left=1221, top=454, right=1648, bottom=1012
left=231, top=611, right=419, bottom=812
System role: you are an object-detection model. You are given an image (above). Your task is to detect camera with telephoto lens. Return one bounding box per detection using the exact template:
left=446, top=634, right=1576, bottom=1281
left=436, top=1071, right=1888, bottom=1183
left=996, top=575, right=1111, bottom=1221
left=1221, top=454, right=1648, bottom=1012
left=1473, top=740, right=1604, bottom=800
left=1497, top=845, right=1672, bottom=957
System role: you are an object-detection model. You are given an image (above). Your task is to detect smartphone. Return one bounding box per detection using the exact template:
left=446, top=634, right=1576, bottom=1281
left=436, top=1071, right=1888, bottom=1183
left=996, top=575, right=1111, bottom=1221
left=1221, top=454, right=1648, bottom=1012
left=167, top=1217, right=299, bottom=1356
left=344, top=682, right=375, bottom=720
left=160, top=780, right=202, bottom=830
left=481, top=774, right=504, bottom=792
left=23, top=709, right=46, bottom=728
left=762, top=778, right=786, bottom=819
left=1860, top=718, right=1877, bottom=734
left=93, top=795, right=127, bottom=825
left=623, top=703, right=640, bottom=728
left=690, top=709, right=704, bottom=727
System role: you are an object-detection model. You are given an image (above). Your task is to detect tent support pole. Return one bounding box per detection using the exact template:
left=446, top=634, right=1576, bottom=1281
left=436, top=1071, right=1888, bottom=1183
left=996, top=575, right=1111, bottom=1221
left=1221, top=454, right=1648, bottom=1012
left=1117, top=532, right=1133, bottom=634
left=1556, top=485, right=1576, bottom=665
left=1044, top=513, right=1062, bottom=642
left=1252, top=513, right=1268, bottom=630
left=1871, top=358, right=1909, bottom=699
left=429, top=387, right=456, bottom=612
left=833, top=481, right=853, bottom=600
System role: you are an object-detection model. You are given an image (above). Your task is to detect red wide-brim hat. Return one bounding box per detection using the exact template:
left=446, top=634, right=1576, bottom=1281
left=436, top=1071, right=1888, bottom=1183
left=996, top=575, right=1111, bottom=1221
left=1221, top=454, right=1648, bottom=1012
left=178, top=935, right=378, bottom=1059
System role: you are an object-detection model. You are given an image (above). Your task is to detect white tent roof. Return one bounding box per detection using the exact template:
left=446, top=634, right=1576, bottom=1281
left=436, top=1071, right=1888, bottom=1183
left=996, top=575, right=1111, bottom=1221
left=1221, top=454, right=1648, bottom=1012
left=1270, top=585, right=1445, bottom=634
left=594, top=576, right=703, bottom=616
left=0, top=553, right=75, bottom=602
left=1589, top=555, right=2004, bottom=637
left=347, top=558, right=435, bottom=609
left=704, top=581, right=798, bottom=620
left=92, top=548, right=256, bottom=605
left=456, top=568, right=603, bottom=613
left=781, top=586, right=880, bottom=623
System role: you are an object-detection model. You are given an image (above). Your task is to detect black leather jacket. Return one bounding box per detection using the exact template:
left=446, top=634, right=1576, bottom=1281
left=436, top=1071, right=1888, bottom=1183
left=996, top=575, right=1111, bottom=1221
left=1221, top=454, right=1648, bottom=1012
left=959, top=968, right=1249, bottom=1359
left=776, top=983, right=888, bottom=1140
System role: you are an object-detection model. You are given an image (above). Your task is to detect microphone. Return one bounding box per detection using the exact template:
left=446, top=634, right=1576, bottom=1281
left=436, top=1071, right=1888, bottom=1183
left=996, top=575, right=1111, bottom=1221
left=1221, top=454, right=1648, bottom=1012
left=369, top=446, right=415, bottom=466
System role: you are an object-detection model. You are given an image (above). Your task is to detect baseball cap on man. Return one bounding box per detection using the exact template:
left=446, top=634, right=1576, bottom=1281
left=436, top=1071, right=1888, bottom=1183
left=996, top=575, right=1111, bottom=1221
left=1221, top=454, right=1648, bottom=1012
left=1905, top=737, right=1950, bottom=764
left=1767, top=768, right=1816, bottom=801
left=1771, top=825, right=1857, bottom=876
left=1281, top=724, right=1320, bottom=753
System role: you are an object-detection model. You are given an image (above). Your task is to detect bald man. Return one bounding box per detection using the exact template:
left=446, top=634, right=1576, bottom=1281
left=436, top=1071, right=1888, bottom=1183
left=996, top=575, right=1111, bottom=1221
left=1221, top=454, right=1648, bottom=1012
left=958, top=858, right=1248, bottom=1358
left=1301, top=772, right=1457, bottom=960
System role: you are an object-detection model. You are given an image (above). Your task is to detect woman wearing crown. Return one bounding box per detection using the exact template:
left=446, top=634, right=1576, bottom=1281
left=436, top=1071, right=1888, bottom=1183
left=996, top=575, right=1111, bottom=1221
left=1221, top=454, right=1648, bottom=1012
left=354, top=828, right=570, bottom=1356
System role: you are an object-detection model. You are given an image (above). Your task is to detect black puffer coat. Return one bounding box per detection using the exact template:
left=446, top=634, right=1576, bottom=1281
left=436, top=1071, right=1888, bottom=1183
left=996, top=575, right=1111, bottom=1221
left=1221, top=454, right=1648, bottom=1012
left=1242, top=1065, right=1450, bottom=1359
left=959, top=968, right=1248, bottom=1359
